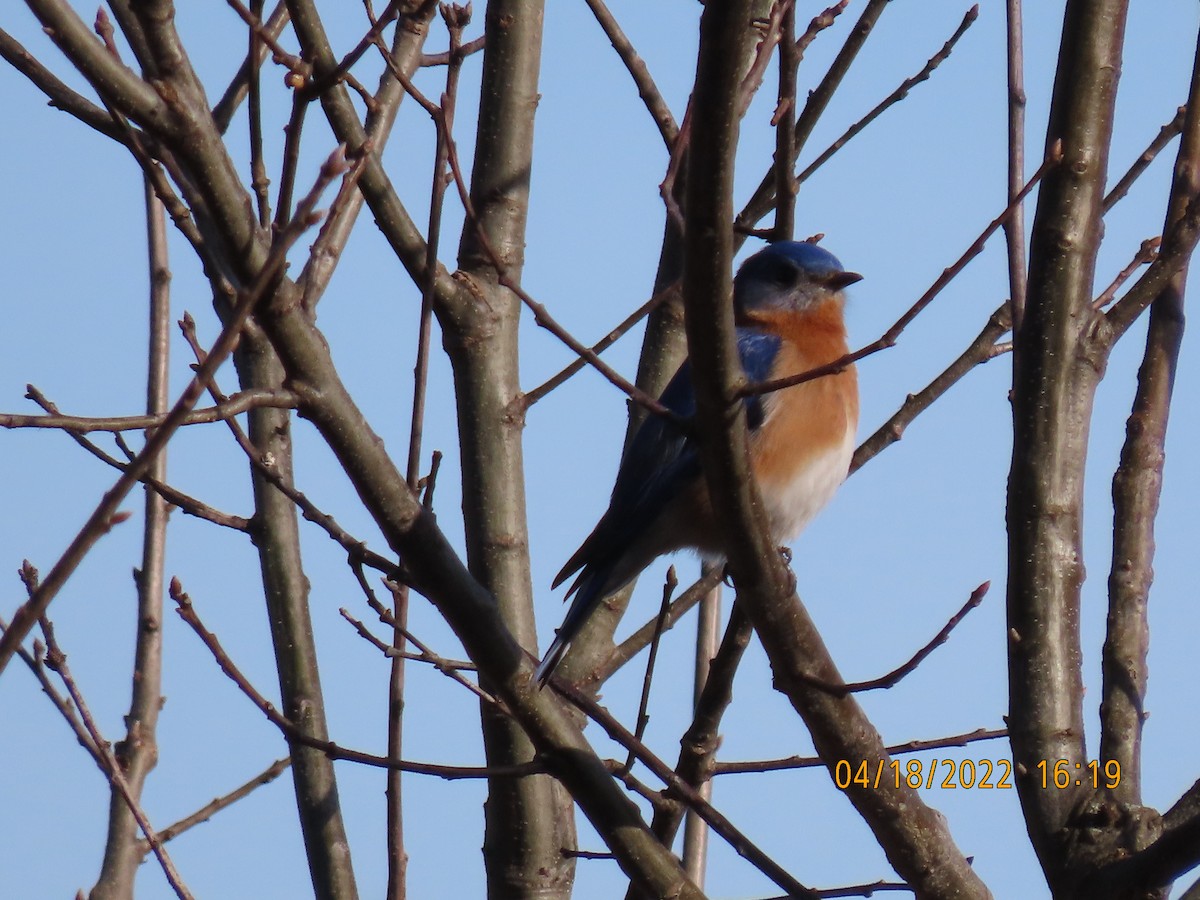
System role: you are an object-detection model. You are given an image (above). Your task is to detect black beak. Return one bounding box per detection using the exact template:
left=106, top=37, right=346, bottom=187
left=825, top=270, right=863, bottom=291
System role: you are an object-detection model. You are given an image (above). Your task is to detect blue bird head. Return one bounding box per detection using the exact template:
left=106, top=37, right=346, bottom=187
left=733, top=241, right=862, bottom=325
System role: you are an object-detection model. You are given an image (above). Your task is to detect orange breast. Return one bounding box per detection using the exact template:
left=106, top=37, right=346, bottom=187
left=748, top=299, right=859, bottom=491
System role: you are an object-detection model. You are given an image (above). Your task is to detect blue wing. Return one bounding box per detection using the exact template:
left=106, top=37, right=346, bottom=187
left=554, top=329, right=780, bottom=591
left=537, top=330, right=781, bottom=683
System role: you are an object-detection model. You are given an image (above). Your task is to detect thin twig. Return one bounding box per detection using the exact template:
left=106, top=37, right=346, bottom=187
left=420, top=34, right=484, bottom=67
left=380, top=579, right=501, bottom=706
left=793, top=5, right=979, bottom=189
left=735, top=1, right=793, bottom=120
left=385, top=17, right=473, bottom=885
left=553, top=679, right=819, bottom=900
left=441, top=124, right=675, bottom=422
left=177, top=311, right=402, bottom=581
left=221, top=0, right=306, bottom=74
left=302, top=0, right=402, bottom=100
left=622, top=568, right=676, bottom=773
left=1106, top=186, right=1200, bottom=338
left=92, top=179, right=174, bottom=897
left=344, top=603, right=476, bottom=667
left=794, top=1, right=846, bottom=60
left=386, top=9, right=464, bottom=885
left=680, top=576, right=730, bottom=887
left=0, top=26, right=125, bottom=140
left=851, top=302, right=1012, bottom=473
left=796, top=583, right=990, bottom=695
left=640, top=599, right=753, bottom=891
left=0, top=389, right=299, bottom=432
left=766, top=879, right=912, bottom=899
left=1092, top=236, right=1161, bottom=310
left=564, top=849, right=617, bottom=861
left=37, top=615, right=194, bottom=900
left=173, top=579, right=532, bottom=779
left=521, top=288, right=671, bottom=409
left=594, top=567, right=726, bottom=685
left=21, top=385, right=250, bottom=532
left=1103, top=106, right=1188, bottom=214
left=714, top=727, right=1008, bottom=776
left=292, top=0, right=443, bottom=309
left=71, top=28, right=224, bottom=291
left=772, top=2, right=798, bottom=241
left=274, top=93, right=310, bottom=231
left=340, top=606, right=498, bottom=708
left=583, top=0, right=678, bottom=147
left=0, top=596, right=99, bottom=759
left=374, top=26, right=674, bottom=422
left=606, top=760, right=673, bottom=813
left=1004, top=0, right=1028, bottom=331
left=733, top=0, right=891, bottom=241
left=248, top=0, right=271, bottom=227
left=137, top=757, right=292, bottom=855
left=658, top=99, right=692, bottom=233
left=420, top=450, right=442, bottom=511
left=212, top=1, right=290, bottom=133
left=298, top=139, right=374, bottom=307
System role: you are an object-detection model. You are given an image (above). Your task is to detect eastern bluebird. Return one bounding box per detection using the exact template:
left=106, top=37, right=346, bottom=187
left=536, top=241, right=861, bottom=685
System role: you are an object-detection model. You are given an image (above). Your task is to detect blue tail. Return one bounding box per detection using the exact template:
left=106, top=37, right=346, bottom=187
left=535, top=561, right=616, bottom=686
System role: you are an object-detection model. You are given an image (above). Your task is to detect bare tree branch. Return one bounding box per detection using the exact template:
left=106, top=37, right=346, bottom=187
left=793, top=5, right=979, bottom=190
left=1005, top=0, right=1029, bottom=330
left=212, top=1, right=290, bottom=133
left=384, top=10, right=462, bottom=893
left=0, top=26, right=127, bottom=140
left=797, top=582, right=990, bottom=695
left=20, top=386, right=251, bottom=532
left=91, top=182, right=172, bottom=900
left=1100, top=23, right=1200, bottom=807
left=35, top=611, right=193, bottom=900
left=1104, top=189, right=1200, bottom=338
left=1103, top=105, right=1188, bottom=214
left=714, top=727, right=1008, bottom=776
left=591, top=567, right=726, bottom=687
left=0, top=602, right=100, bottom=760
left=1007, top=1, right=1130, bottom=889
left=583, top=0, right=678, bottom=148
left=637, top=599, right=753, bottom=897
left=554, top=678, right=818, bottom=900
left=138, top=757, right=292, bottom=855
left=851, top=302, right=1012, bottom=473
left=1092, top=237, right=1160, bottom=311
left=733, top=0, right=890, bottom=241
left=174, top=580, right=536, bottom=779
left=680, top=1, right=987, bottom=894
left=24, top=0, right=167, bottom=129
left=682, top=568, right=722, bottom=888
left=520, top=289, right=669, bottom=410
left=0, top=389, right=299, bottom=432
left=771, top=2, right=799, bottom=241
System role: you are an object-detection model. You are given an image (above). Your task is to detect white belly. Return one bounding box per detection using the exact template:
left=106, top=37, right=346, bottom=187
left=759, top=427, right=854, bottom=541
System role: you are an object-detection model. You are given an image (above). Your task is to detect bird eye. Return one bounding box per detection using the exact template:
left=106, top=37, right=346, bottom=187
left=771, top=263, right=799, bottom=286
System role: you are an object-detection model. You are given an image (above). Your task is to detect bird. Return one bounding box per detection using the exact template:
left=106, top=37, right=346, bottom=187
left=535, top=240, right=861, bottom=685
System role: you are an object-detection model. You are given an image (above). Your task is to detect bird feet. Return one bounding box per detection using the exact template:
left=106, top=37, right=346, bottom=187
left=721, top=563, right=735, bottom=588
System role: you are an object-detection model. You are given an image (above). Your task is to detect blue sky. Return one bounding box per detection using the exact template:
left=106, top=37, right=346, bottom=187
left=2, top=2, right=1199, bottom=897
